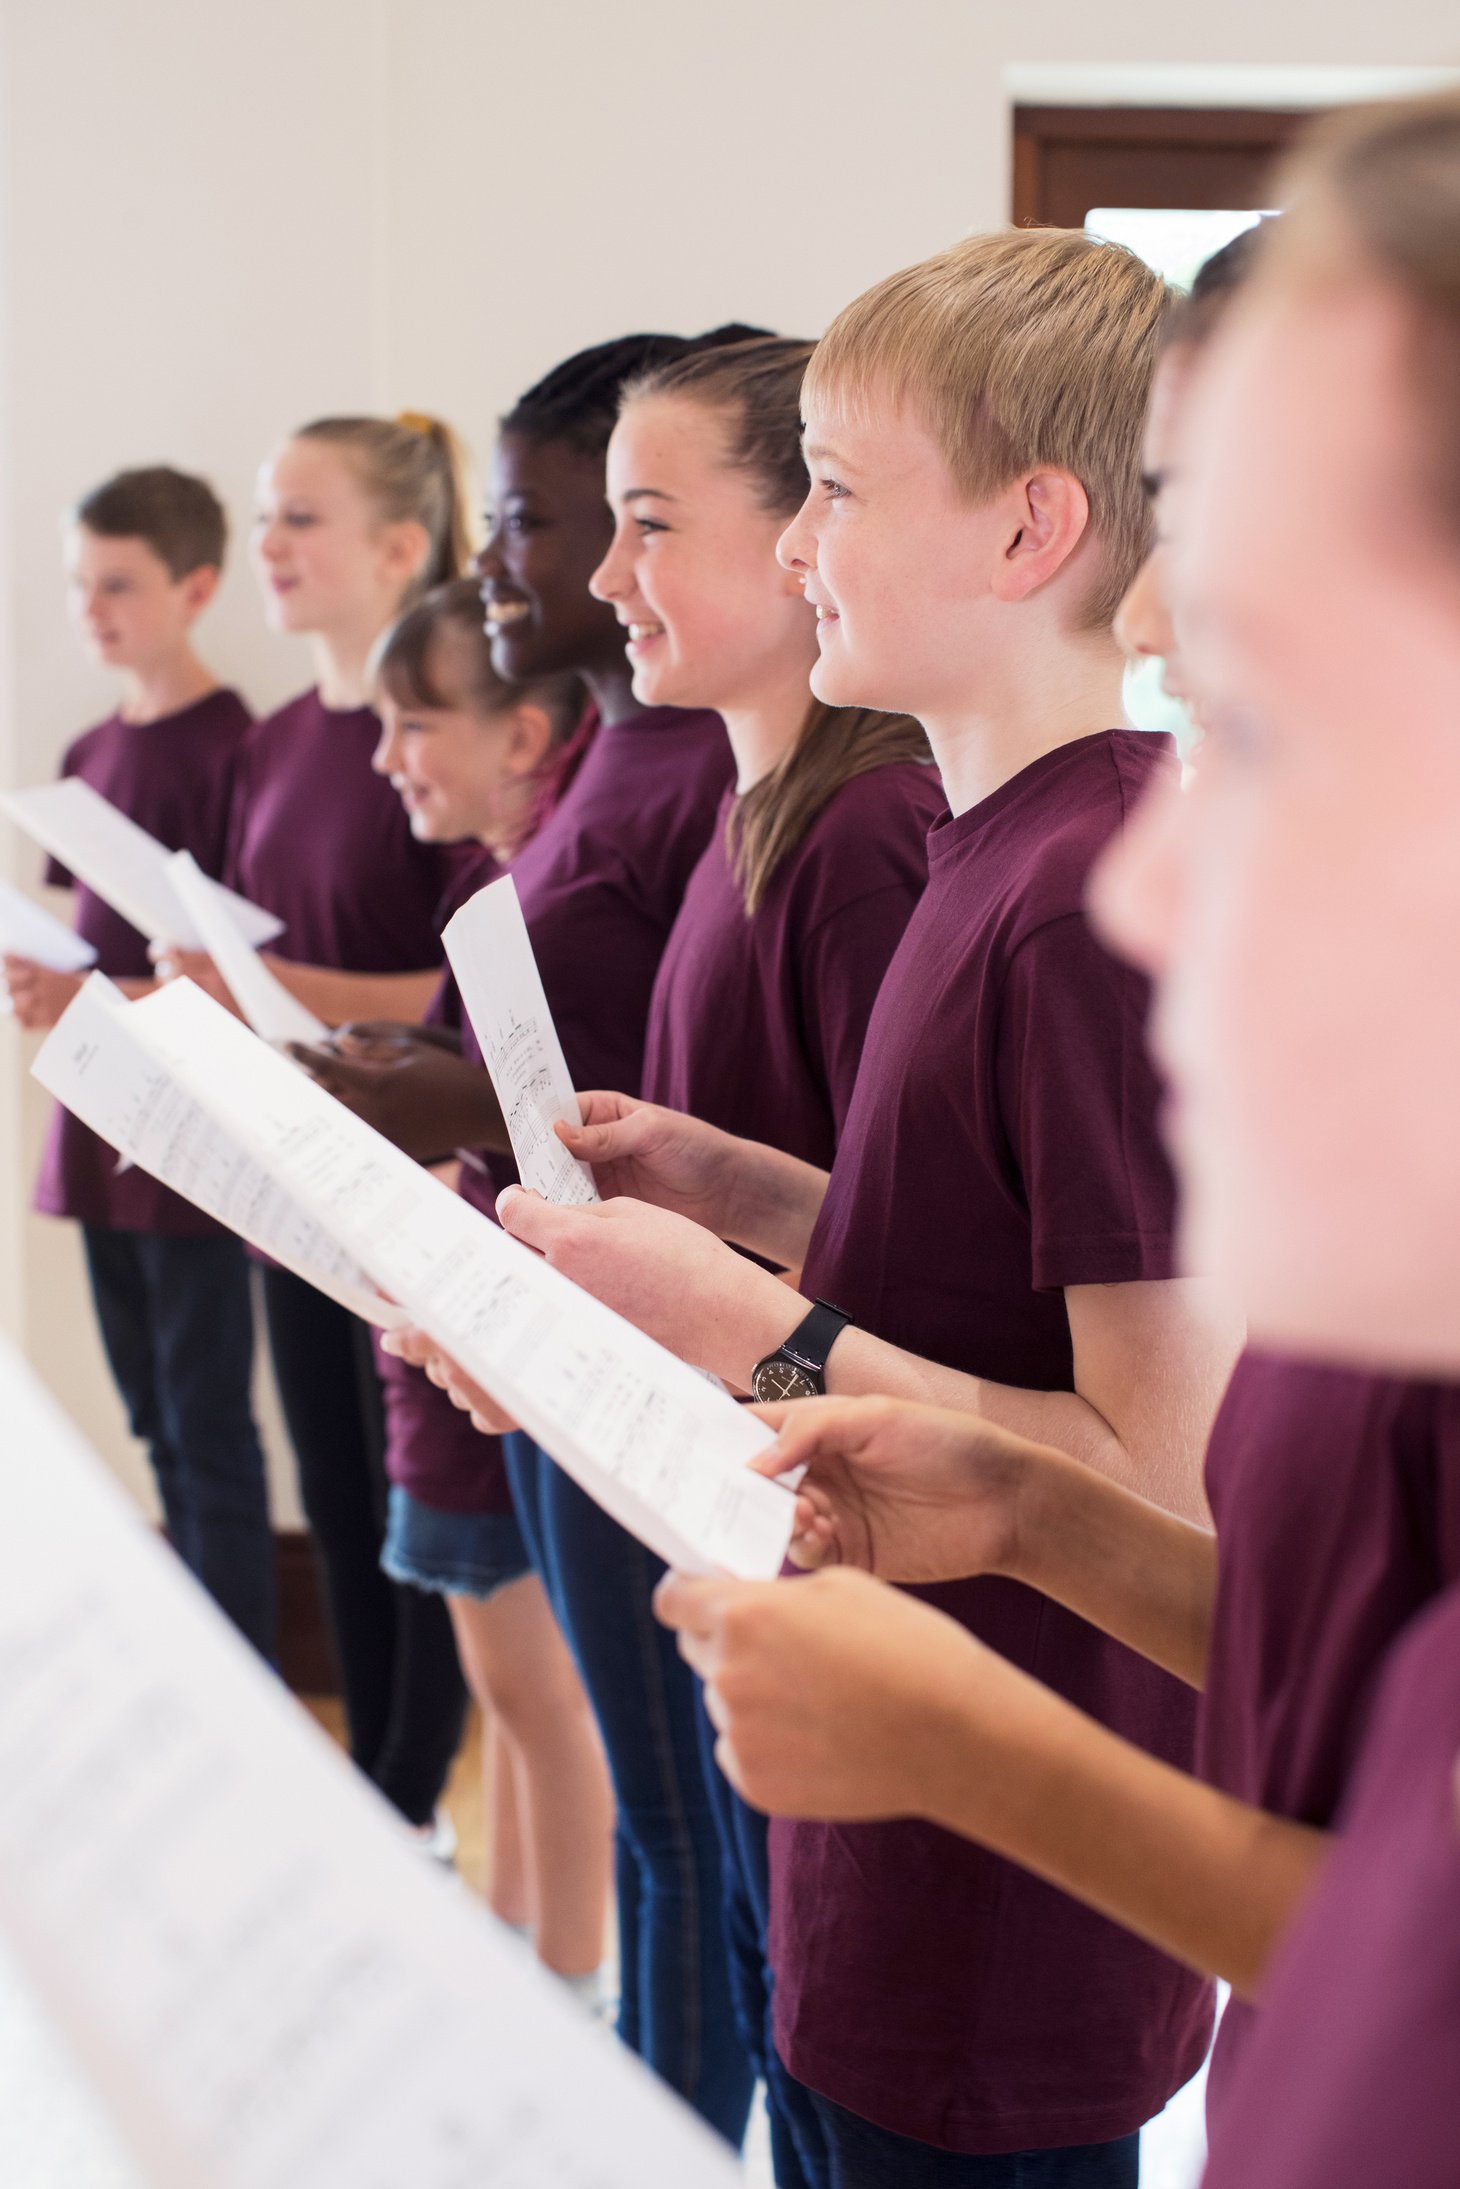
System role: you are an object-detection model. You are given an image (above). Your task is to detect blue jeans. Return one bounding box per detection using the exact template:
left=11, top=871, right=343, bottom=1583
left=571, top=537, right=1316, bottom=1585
left=695, top=1692, right=832, bottom=2188
left=505, top=1433, right=754, bottom=2146
left=809, top=2096, right=1140, bottom=2189
left=83, top=1226, right=275, bottom=1660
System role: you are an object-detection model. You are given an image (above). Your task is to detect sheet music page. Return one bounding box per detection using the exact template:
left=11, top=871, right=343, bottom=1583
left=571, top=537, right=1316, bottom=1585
left=32, top=976, right=399, bottom=1329
left=38, top=978, right=794, bottom=1578
left=0, top=875, right=97, bottom=974
left=443, top=876, right=598, bottom=1206
left=168, top=850, right=328, bottom=1046
left=0, top=1338, right=742, bottom=2189
left=0, top=779, right=284, bottom=949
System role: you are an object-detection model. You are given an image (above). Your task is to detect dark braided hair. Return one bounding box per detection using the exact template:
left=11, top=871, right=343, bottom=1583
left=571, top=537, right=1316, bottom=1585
left=500, top=324, right=771, bottom=461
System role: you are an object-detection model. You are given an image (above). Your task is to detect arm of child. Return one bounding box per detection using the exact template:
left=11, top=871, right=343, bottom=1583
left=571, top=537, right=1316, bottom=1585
left=495, top=1193, right=1239, bottom=1525
left=556, top=1096, right=830, bottom=1266
left=657, top=1567, right=1328, bottom=2003
left=748, top=1396, right=1217, bottom=1687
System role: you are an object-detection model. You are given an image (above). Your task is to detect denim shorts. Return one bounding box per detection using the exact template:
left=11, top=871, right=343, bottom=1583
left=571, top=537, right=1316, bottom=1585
left=381, top=1485, right=532, bottom=1602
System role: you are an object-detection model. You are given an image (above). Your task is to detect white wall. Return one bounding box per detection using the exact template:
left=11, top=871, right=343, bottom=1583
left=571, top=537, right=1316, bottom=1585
left=2, top=0, right=1457, bottom=1504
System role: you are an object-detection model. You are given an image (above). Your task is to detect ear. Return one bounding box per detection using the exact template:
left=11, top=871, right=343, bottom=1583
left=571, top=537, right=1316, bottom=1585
left=500, top=702, right=557, bottom=779
left=180, top=564, right=220, bottom=617
left=990, top=470, right=1090, bottom=604
left=381, top=518, right=432, bottom=590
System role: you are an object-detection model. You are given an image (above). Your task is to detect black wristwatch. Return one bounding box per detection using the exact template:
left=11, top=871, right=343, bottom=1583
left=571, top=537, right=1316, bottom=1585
left=751, top=1300, right=853, bottom=1402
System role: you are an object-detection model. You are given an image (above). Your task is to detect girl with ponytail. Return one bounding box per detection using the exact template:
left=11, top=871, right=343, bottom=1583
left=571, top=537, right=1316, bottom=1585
left=573, top=335, right=942, bottom=2184
left=164, top=409, right=481, bottom=1842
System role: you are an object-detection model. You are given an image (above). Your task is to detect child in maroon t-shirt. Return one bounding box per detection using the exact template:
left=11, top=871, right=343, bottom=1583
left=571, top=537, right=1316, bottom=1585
left=3, top=467, right=273, bottom=1659
left=592, top=335, right=942, bottom=2183
left=299, top=575, right=615, bottom=1993
left=471, top=236, right=1242, bottom=2179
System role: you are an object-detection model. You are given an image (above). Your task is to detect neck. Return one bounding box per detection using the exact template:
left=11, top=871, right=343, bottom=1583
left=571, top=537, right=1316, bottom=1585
left=312, top=622, right=385, bottom=710
left=119, top=648, right=218, bottom=725
left=923, top=630, right=1128, bottom=815
left=583, top=662, right=642, bottom=728
left=721, top=665, right=814, bottom=791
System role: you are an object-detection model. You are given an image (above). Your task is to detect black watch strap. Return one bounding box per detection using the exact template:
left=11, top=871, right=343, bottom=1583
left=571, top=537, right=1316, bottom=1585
left=775, top=1299, right=852, bottom=1389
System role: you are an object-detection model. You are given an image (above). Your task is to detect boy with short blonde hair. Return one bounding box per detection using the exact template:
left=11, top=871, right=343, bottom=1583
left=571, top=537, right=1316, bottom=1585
left=479, top=231, right=1241, bottom=2182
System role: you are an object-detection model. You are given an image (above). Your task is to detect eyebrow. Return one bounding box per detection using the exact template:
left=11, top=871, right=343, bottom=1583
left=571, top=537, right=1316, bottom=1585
left=621, top=487, right=679, bottom=504
left=801, top=440, right=851, bottom=468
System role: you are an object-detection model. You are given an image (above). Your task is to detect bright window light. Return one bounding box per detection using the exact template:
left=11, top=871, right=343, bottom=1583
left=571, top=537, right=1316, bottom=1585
left=1084, top=207, right=1270, bottom=291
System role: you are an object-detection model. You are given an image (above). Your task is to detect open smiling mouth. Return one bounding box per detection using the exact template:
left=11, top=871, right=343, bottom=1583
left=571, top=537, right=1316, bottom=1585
left=483, top=599, right=530, bottom=628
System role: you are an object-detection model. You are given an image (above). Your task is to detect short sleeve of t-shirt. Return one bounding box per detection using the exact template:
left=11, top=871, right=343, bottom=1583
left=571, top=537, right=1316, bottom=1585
left=995, top=911, right=1177, bottom=1293
left=800, top=882, right=935, bottom=1140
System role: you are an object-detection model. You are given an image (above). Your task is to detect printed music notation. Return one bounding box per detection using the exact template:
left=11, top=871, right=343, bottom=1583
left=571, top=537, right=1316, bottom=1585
left=442, top=878, right=600, bottom=1206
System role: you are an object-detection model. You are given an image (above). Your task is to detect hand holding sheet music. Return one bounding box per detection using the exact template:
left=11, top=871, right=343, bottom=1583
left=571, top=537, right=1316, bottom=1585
left=0, top=1337, right=740, bottom=2189
left=34, top=978, right=794, bottom=1579
left=444, top=875, right=599, bottom=1205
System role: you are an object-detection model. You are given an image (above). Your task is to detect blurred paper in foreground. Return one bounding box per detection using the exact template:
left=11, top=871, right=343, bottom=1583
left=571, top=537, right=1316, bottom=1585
left=0, top=1337, right=740, bottom=2188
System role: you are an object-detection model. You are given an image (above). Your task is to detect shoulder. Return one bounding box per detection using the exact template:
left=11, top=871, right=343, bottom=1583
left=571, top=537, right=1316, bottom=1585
left=1006, top=732, right=1175, bottom=935
left=60, top=712, right=124, bottom=772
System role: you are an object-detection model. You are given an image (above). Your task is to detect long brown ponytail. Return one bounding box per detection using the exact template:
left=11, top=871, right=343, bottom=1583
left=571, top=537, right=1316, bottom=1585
left=295, top=412, right=479, bottom=600
left=621, top=338, right=933, bottom=915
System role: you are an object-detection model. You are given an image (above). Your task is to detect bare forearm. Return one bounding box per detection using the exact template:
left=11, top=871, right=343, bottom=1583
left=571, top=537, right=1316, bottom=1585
left=264, top=962, right=441, bottom=1028
left=1003, top=1447, right=1216, bottom=1684
left=721, top=1142, right=830, bottom=1268
left=927, top=1667, right=1330, bottom=1999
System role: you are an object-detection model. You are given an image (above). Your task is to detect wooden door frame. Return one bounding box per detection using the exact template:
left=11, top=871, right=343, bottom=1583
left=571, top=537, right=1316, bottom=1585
left=1013, top=104, right=1308, bottom=227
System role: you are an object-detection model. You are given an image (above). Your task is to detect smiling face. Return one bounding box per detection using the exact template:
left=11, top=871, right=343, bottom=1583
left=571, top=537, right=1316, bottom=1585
left=65, top=527, right=212, bottom=674
left=590, top=393, right=815, bottom=715
left=1092, top=272, right=1460, bottom=1372
left=475, top=432, right=626, bottom=685
left=251, top=437, right=422, bottom=640
left=775, top=393, right=1010, bottom=724
left=372, top=621, right=549, bottom=851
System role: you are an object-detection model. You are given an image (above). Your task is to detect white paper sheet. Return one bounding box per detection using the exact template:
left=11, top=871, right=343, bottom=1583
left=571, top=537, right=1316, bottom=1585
left=35, top=978, right=794, bottom=1580
left=0, top=876, right=97, bottom=973
left=33, top=976, right=399, bottom=1329
left=0, top=779, right=283, bottom=949
left=0, top=1336, right=741, bottom=2189
left=168, top=850, right=327, bottom=1046
left=444, top=875, right=599, bottom=1206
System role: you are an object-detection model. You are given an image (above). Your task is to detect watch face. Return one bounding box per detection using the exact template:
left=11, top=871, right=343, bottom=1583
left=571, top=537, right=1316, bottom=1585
left=752, top=1357, right=819, bottom=1404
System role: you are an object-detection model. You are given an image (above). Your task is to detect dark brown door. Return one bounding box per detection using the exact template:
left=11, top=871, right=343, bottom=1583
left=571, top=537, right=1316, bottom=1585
left=1013, top=106, right=1312, bottom=230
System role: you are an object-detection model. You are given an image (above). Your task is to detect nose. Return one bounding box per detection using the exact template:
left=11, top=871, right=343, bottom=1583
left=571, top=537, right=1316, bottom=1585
left=474, top=535, right=503, bottom=584
left=589, top=527, right=632, bottom=604
left=371, top=715, right=404, bottom=779
left=776, top=490, right=816, bottom=575
left=1087, top=768, right=1188, bottom=982
left=254, top=517, right=287, bottom=565
left=1114, top=547, right=1175, bottom=667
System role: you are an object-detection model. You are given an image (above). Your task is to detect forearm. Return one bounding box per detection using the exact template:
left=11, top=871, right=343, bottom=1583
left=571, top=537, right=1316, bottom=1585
left=721, top=1141, right=830, bottom=1267
left=1002, top=1447, right=1216, bottom=1685
left=264, top=962, right=441, bottom=1027
left=927, top=1662, right=1330, bottom=1999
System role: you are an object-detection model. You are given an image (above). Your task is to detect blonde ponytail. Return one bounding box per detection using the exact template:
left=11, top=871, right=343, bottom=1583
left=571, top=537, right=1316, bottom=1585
left=295, top=412, right=480, bottom=602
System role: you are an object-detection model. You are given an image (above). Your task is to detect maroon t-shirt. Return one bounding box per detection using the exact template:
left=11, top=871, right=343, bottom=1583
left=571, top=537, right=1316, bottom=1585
left=33, top=689, right=252, bottom=1236
left=1197, top=1353, right=1460, bottom=2116
left=374, top=844, right=516, bottom=1516
left=399, top=707, right=731, bottom=1509
left=1202, top=1581, right=1460, bottom=2189
left=468, top=704, right=734, bottom=1203
left=643, top=760, right=945, bottom=1162
left=227, top=689, right=452, bottom=970
left=770, top=731, right=1212, bottom=2154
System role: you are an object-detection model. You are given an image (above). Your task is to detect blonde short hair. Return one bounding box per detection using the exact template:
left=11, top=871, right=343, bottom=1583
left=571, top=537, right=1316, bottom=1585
left=804, top=228, right=1173, bottom=628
